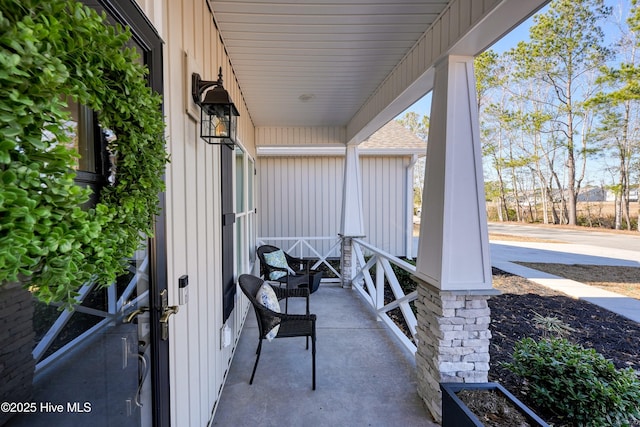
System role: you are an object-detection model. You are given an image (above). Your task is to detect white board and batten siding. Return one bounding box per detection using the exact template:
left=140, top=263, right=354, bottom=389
left=256, top=126, right=344, bottom=257
left=257, top=123, right=421, bottom=258
left=257, top=156, right=345, bottom=257
left=361, top=156, right=409, bottom=256
left=138, top=1, right=255, bottom=425
left=257, top=152, right=413, bottom=258
left=256, top=126, right=346, bottom=146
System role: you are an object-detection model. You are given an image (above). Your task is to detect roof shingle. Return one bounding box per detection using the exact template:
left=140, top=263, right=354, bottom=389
left=360, top=120, right=426, bottom=155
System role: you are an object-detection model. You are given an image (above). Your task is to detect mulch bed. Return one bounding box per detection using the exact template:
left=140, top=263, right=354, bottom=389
left=381, top=266, right=640, bottom=425
left=457, top=388, right=532, bottom=427
left=489, top=267, right=640, bottom=426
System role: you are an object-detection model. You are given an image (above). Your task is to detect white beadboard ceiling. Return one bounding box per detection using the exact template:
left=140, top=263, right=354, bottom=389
left=209, top=0, right=550, bottom=133
left=209, top=0, right=450, bottom=128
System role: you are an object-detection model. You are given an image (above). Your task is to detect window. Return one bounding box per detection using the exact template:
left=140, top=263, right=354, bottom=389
left=248, top=158, right=256, bottom=265
left=234, top=146, right=256, bottom=276
left=63, top=97, right=109, bottom=207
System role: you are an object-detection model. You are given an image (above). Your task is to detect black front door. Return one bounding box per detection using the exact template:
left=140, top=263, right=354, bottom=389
left=5, top=1, right=169, bottom=427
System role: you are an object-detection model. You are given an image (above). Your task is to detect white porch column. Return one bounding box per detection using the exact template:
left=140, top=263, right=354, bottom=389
left=339, top=144, right=365, bottom=288
left=413, top=56, right=496, bottom=423
left=405, top=154, right=418, bottom=259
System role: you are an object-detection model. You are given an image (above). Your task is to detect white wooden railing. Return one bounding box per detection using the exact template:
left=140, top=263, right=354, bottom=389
left=257, top=236, right=342, bottom=282
left=352, top=238, right=418, bottom=355
left=257, top=235, right=418, bottom=354
left=34, top=254, right=149, bottom=373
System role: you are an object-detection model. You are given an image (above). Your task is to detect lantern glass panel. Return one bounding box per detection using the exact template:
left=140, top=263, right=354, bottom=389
left=200, top=108, right=214, bottom=140
left=201, top=105, right=234, bottom=141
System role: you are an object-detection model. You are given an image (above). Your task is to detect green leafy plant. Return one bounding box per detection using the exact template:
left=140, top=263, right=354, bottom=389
left=390, top=257, right=416, bottom=295
left=503, top=337, right=640, bottom=426
left=0, top=0, right=168, bottom=307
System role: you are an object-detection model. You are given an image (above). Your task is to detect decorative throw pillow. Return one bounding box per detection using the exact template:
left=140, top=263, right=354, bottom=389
left=263, top=249, right=295, bottom=280
left=256, top=283, right=280, bottom=341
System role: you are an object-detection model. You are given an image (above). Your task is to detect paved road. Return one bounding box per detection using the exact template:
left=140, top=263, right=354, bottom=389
left=488, top=222, right=640, bottom=253
left=488, top=222, right=640, bottom=323
left=410, top=222, right=640, bottom=321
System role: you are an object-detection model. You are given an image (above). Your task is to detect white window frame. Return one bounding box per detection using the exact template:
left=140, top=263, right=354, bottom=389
left=233, top=142, right=257, bottom=278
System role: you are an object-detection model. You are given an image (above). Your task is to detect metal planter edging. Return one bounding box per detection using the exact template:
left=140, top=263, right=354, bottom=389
left=440, top=382, right=550, bottom=427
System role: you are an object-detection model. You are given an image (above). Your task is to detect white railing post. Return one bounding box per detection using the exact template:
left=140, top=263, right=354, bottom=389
left=257, top=236, right=343, bottom=283
left=107, top=282, right=117, bottom=314
left=351, top=238, right=418, bottom=355
left=375, top=258, right=384, bottom=312
left=34, top=253, right=149, bottom=372
left=256, top=236, right=420, bottom=356
left=381, top=259, right=418, bottom=340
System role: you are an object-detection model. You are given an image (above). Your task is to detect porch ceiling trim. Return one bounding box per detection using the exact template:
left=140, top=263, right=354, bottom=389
left=346, top=0, right=549, bottom=145
left=257, top=145, right=346, bottom=156
left=209, top=0, right=450, bottom=131
left=210, top=1, right=549, bottom=146
left=256, top=145, right=426, bottom=157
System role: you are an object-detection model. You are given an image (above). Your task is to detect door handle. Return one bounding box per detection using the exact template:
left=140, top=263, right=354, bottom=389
left=160, top=306, right=179, bottom=323
left=124, top=307, right=149, bottom=323
left=159, top=305, right=179, bottom=340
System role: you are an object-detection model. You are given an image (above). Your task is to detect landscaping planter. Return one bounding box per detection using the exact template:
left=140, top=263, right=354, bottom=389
left=440, top=382, right=549, bottom=427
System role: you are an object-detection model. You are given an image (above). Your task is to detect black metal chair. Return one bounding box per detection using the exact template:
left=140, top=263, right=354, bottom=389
left=257, top=244, right=323, bottom=294
left=238, top=274, right=317, bottom=390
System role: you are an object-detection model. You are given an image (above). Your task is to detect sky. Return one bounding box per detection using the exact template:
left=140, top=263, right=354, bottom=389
left=397, top=0, right=631, bottom=185
left=400, top=0, right=629, bottom=120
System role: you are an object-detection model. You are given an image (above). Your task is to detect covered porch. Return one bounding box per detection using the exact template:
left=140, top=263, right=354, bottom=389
left=206, top=0, right=551, bottom=422
left=213, top=284, right=437, bottom=426
left=0, top=1, right=556, bottom=426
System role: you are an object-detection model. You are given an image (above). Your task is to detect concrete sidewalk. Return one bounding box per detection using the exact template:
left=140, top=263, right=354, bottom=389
left=491, top=240, right=640, bottom=323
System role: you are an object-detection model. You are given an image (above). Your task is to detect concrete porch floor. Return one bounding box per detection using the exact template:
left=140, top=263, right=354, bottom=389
left=212, top=285, right=438, bottom=427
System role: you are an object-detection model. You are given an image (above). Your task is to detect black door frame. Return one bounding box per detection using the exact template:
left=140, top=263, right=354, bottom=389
left=221, top=145, right=237, bottom=323
left=90, top=1, right=170, bottom=426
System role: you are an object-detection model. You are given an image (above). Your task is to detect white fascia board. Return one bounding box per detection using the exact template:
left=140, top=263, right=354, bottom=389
left=257, top=145, right=427, bottom=157
left=256, top=145, right=346, bottom=157
left=359, top=148, right=426, bottom=156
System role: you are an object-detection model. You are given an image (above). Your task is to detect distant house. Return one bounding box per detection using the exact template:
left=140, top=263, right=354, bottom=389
left=576, top=186, right=639, bottom=203
left=578, top=186, right=607, bottom=202
left=605, top=188, right=639, bottom=202
left=256, top=120, right=426, bottom=258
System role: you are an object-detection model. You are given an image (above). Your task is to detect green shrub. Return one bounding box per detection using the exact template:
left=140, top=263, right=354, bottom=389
left=390, top=258, right=416, bottom=295
left=0, top=0, right=168, bottom=307
left=503, top=337, right=640, bottom=426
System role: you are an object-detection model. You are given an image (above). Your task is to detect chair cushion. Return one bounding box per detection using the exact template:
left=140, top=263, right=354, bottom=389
left=256, top=284, right=280, bottom=341
left=263, top=249, right=294, bottom=280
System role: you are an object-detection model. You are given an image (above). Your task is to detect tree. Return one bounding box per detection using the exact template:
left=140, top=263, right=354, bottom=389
left=397, top=112, right=429, bottom=208
left=475, top=50, right=501, bottom=111
left=476, top=51, right=514, bottom=221
left=512, top=0, right=612, bottom=225
left=397, top=111, right=429, bottom=140
left=588, top=0, right=640, bottom=230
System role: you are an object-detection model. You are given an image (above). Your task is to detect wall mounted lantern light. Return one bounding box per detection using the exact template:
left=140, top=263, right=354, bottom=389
left=192, top=67, right=239, bottom=147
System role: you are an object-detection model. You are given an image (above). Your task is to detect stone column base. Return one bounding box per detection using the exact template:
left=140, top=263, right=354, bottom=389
left=412, top=276, right=497, bottom=423
left=339, top=235, right=353, bottom=288
left=339, top=234, right=365, bottom=288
